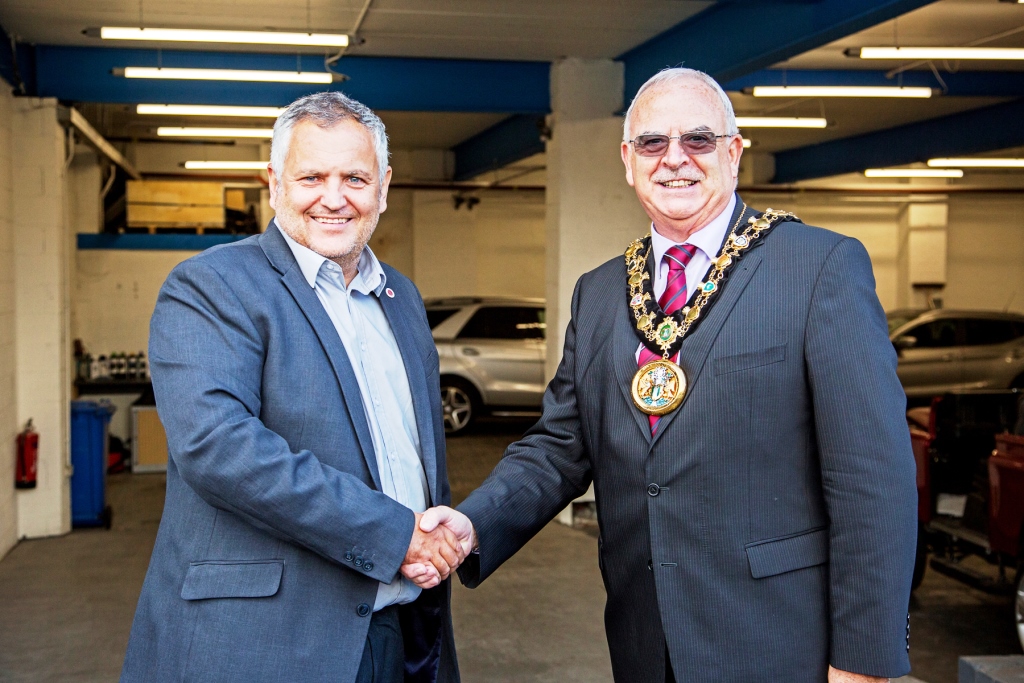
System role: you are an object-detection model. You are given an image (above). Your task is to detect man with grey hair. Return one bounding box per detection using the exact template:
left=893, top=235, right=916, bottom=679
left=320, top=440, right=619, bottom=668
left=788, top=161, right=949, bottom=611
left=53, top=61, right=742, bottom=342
left=408, top=67, right=917, bottom=682
left=121, top=91, right=463, bottom=683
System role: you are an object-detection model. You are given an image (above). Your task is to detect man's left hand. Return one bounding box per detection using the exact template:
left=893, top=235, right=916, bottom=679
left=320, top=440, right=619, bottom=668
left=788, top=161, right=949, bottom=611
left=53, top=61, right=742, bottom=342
left=828, top=666, right=889, bottom=683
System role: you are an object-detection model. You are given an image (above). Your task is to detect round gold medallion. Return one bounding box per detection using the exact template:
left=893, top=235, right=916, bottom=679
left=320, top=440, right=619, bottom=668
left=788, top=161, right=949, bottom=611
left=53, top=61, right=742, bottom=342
left=631, top=358, right=687, bottom=416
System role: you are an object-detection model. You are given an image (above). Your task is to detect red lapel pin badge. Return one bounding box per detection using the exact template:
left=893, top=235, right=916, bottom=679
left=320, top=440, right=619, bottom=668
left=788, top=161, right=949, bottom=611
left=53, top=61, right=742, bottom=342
left=385, top=288, right=395, bottom=298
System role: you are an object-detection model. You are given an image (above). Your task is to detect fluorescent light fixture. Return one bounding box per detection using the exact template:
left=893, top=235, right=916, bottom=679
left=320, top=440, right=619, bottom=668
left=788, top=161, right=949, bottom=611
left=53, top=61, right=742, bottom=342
left=928, top=157, right=1024, bottom=168
left=121, top=67, right=333, bottom=84
left=98, top=27, right=348, bottom=48
left=752, top=85, right=932, bottom=98
left=858, top=46, right=1024, bottom=60
left=138, top=104, right=285, bottom=117
left=184, top=161, right=269, bottom=170
left=742, top=138, right=751, bottom=148
left=735, top=117, right=827, bottom=128
left=864, top=168, right=963, bottom=178
left=158, top=127, right=273, bottom=138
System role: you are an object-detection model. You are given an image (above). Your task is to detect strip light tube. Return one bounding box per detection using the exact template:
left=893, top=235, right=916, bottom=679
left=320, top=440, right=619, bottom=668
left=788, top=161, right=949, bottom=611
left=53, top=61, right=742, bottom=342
left=138, top=104, right=285, bottom=117
left=735, top=117, right=827, bottom=128
left=99, top=27, right=348, bottom=48
left=858, top=47, right=1024, bottom=60
left=752, top=85, right=932, bottom=98
left=122, top=67, right=333, bottom=84
left=864, top=168, right=963, bottom=178
left=184, top=161, right=269, bottom=170
left=158, top=127, right=273, bottom=138
left=928, top=158, right=1024, bottom=168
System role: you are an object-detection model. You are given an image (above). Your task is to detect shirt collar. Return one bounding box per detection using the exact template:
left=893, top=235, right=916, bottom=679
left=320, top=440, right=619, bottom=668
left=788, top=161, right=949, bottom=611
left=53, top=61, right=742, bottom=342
left=275, top=218, right=387, bottom=296
left=650, top=194, right=738, bottom=267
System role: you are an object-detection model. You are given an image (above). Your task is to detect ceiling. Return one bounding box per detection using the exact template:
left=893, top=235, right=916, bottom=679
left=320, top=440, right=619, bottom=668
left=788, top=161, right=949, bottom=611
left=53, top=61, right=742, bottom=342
left=4, top=0, right=1024, bottom=183
left=0, top=0, right=712, bottom=60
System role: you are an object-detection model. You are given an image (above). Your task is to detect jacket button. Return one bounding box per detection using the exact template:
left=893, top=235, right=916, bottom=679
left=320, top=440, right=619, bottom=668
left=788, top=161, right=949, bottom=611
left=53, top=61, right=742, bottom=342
left=356, top=603, right=371, bottom=617
left=647, top=483, right=661, bottom=497
left=354, top=557, right=363, bottom=568
left=344, top=551, right=354, bottom=562
left=363, top=561, right=374, bottom=572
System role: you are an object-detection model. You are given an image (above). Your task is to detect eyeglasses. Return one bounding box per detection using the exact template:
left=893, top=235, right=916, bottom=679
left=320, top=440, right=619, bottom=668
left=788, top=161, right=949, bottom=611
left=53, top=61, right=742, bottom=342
left=629, top=132, right=733, bottom=157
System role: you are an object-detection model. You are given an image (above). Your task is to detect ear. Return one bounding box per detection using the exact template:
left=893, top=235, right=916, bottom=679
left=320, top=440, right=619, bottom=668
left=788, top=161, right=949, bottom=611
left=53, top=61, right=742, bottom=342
left=267, top=164, right=279, bottom=210
left=621, top=141, right=636, bottom=187
left=727, top=135, right=744, bottom=179
left=378, top=166, right=393, bottom=213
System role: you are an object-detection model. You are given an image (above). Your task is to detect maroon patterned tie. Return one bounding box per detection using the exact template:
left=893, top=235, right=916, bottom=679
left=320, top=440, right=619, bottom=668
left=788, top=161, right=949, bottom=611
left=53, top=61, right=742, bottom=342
left=638, top=244, right=698, bottom=434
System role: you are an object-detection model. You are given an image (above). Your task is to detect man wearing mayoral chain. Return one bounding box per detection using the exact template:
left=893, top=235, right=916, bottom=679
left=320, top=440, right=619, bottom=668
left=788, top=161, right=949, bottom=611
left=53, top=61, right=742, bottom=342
left=404, top=68, right=917, bottom=683
left=121, top=92, right=464, bottom=683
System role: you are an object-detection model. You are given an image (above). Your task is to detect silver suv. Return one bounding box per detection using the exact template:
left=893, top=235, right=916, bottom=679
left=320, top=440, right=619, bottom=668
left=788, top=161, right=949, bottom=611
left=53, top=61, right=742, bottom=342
left=425, top=297, right=546, bottom=435
left=888, top=309, right=1024, bottom=398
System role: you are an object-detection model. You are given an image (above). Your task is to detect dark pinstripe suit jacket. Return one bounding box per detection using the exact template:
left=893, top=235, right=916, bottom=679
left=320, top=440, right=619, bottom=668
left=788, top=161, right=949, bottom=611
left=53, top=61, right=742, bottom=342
left=457, top=199, right=917, bottom=682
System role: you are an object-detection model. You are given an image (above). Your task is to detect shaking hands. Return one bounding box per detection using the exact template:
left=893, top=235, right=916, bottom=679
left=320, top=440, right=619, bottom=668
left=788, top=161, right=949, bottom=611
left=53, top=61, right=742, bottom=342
left=401, top=506, right=476, bottom=589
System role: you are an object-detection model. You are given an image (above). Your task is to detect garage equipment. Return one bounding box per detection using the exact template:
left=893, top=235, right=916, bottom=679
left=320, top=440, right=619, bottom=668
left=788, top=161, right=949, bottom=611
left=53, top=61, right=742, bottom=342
left=70, top=400, right=114, bottom=529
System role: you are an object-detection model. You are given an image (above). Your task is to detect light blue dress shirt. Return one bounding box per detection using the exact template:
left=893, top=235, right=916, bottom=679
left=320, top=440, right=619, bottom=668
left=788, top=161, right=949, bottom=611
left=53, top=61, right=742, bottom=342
left=278, top=223, right=429, bottom=611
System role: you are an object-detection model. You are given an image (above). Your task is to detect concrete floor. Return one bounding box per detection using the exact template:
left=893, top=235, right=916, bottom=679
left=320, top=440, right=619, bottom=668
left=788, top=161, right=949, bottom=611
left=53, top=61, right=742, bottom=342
left=0, top=417, right=1019, bottom=682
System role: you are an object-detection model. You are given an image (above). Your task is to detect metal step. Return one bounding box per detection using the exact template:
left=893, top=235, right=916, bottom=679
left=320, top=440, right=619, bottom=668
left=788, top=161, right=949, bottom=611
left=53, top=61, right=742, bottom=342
left=928, top=556, right=1014, bottom=596
left=927, top=518, right=991, bottom=552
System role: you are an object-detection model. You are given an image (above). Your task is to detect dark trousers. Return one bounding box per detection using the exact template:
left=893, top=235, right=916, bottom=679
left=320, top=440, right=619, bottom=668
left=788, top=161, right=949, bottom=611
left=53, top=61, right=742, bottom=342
left=356, top=606, right=404, bottom=683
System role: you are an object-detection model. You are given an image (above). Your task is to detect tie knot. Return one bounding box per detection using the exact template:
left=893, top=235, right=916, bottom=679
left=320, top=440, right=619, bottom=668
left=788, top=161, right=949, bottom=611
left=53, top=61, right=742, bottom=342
left=664, top=244, right=697, bottom=272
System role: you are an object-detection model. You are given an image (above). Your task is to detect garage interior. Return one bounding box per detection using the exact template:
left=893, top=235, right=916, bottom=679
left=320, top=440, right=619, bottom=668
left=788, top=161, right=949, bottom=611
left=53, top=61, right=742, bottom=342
left=0, top=1, right=1023, bottom=682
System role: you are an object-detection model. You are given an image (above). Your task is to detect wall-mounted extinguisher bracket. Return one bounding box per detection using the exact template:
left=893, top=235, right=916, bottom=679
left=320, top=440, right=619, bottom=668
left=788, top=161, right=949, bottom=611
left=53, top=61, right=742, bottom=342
left=16, top=419, right=38, bottom=490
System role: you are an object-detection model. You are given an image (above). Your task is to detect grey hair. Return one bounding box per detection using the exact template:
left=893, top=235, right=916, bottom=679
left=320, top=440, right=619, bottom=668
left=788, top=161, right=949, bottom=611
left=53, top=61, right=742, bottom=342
left=271, top=91, right=390, bottom=186
left=622, top=68, right=738, bottom=141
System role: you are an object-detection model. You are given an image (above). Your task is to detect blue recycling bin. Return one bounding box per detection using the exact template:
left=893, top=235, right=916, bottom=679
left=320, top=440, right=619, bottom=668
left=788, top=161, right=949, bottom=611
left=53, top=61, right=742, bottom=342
left=70, top=400, right=114, bottom=528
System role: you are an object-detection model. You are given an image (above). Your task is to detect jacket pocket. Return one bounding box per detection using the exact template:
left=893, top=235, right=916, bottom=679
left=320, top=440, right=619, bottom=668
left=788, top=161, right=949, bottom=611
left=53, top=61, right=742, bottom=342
left=744, top=527, right=828, bottom=579
left=713, top=343, right=786, bottom=376
left=180, top=560, right=284, bottom=600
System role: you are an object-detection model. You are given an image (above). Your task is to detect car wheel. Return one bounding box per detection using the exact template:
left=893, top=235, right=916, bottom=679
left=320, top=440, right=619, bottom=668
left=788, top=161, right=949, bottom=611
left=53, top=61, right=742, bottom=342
left=1017, top=566, right=1024, bottom=652
left=440, top=378, right=479, bottom=436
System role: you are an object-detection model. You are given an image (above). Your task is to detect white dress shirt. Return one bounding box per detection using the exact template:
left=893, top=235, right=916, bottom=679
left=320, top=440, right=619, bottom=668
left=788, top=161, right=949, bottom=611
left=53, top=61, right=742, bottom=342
left=637, top=194, right=737, bottom=362
left=279, top=223, right=429, bottom=611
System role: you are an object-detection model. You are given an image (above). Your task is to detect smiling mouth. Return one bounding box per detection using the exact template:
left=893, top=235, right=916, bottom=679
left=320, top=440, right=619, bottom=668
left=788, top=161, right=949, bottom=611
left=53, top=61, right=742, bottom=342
left=310, top=216, right=353, bottom=225
left=658, top=179, right=699, bottom=189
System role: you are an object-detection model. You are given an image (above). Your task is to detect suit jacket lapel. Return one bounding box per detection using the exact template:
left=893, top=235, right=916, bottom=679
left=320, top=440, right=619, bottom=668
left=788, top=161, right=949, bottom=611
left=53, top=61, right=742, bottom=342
left=260, top=226, right=383, bottom=491
left=378, top=292, right=440, bottom=506
left=651, top=202, right=762, bottom=444
left=612, top=260, right=655, bottom=445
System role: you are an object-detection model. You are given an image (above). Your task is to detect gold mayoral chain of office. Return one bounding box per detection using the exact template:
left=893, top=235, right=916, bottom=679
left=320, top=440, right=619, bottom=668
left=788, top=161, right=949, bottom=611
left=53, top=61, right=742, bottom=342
left=626, top=206, right=800, bottom=416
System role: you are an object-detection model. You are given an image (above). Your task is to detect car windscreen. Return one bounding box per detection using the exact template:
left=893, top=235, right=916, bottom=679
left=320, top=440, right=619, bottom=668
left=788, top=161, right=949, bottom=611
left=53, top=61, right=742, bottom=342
left=426, top=308, right=460, bottom=330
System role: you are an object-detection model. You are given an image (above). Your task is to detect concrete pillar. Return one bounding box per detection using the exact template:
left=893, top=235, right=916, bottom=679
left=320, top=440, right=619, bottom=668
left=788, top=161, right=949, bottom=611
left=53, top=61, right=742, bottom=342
left=0, top=87, right=18, bottom=558
left=897, top=196, right=948, bottom=309
left=12, top=98, right=73, bottom=539
left=545, top=58, right=649, bottom=379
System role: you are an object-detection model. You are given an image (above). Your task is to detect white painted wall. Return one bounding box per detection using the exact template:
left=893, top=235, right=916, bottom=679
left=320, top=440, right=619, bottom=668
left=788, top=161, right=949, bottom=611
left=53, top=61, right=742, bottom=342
left=945, top=195, right=1024, bottom=312
left=412, top=190, right=546, bottom=299
left=74, top=250, right=197, bottom=358
left=0, top=85, right=18, bottom=558
left=12, top=99, right=72, bottom=539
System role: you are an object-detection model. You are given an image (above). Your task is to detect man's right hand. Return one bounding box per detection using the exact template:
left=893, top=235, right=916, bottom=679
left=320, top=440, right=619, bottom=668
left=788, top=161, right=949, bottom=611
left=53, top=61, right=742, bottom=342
left=401, top=512, right=463, bottom=589
left=400, top=507, right=476, bottom=589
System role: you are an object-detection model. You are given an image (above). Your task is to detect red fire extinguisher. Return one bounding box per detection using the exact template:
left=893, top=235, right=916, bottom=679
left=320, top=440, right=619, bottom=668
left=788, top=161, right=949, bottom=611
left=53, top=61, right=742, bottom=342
left=16, top=419, right=38, bottom=489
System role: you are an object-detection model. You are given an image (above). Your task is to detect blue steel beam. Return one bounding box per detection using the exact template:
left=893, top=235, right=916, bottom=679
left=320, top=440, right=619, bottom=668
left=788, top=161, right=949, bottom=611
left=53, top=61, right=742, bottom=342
left=619, top=0, right=940, bottom=100
left=453, top=114, right=546, bottom=181
left=723, top=69, right=1024, bottom=97
left=773, top=97, right=1024, bottom=183
left=32, top=45, right=549, bottom=113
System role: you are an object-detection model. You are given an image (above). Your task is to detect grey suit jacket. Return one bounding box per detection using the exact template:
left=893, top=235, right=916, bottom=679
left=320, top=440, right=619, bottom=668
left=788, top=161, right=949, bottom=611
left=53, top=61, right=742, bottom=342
left=457, top=199, right=917, bottom=683
left=121, top=224, right=459, bottom=683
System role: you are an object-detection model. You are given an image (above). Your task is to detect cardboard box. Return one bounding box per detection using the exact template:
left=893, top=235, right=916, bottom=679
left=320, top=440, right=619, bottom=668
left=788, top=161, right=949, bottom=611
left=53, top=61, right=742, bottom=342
left=131, top=406, right=168, bottom=473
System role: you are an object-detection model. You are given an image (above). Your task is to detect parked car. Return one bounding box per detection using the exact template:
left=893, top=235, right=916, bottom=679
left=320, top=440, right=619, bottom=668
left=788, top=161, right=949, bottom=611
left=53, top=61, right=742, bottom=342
left=425, top=297, right=546, bottom=435
left=908, top=390, right=1024, bottom=649
left=888, top=309, right=1024, bottom=399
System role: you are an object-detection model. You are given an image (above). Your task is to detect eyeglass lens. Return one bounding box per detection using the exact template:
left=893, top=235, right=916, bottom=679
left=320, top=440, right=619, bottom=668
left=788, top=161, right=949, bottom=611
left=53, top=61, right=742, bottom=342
left=633, top=133, right=721, bottom=157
